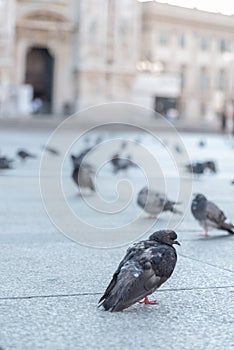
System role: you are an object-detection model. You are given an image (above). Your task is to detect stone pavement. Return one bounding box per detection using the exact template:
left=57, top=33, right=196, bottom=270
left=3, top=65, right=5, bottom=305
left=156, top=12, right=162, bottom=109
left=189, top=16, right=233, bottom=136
left=0, top=109, right=223, bottom=133
left=0, top=127, right=233, bottom=350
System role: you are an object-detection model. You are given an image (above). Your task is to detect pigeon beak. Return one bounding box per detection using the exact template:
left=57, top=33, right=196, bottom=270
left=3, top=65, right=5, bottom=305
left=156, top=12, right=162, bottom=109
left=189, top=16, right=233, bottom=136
left=173, top=240, right=181, bottom=246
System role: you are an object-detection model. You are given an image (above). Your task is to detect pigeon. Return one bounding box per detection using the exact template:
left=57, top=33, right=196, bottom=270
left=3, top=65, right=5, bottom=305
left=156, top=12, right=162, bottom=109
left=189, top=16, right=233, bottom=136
left=185, top=162, right=206, bottom=175
left=204, top=161, right=217, bottom=173
left=17, top=149, right=37, bottom=161
left=110, top=153, right=137, bottom=174
left=70, top=153, right=95, bottom=171
left=174, top=144, right=183, bottom=154
left=71, top=160, right=95, bottom=195
left=71, top=148, right=92, bottom=167
left=137, top=187, right=182, bottom=217
left=231, top=179, right=234, bottom=185
left=95, top=135, right=103, bottom=145
left=185, top=161, right=217, bottom=175
left=198, top=139, right=206, bottom=148
left=44, top=146, right=60, bottom=156
left=0, top=156, right=13, bottom=169
left=98, top=230, right=180, bottom=312
left=191, top=193, right=234, bottom=236
left=120, top=140, right=128, bottom=150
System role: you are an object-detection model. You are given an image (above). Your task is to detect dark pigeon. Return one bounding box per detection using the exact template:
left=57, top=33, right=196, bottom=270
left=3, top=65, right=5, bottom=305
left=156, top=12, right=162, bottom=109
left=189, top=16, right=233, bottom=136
left=204, top=161, right=217, bottom=173
left=44, top=146, right=60, bottom=156
left=137, top=187, right=182, bottom=217
left=71, top=155, right=95, bottom=194
left=120, top=140, right=128, bottom=150
left=98, top=230, right=180, bottom=312
left=174, top=144, right=183, bottom=154
left=71, top=148, right=92, bottom=168
left=185, top=161, right=217, bottom=175
left=191, top=193, right=234, bottom=236
left=198, top=140, right=206, bottom=148
left=110, top=153, right=137, bottom=174
left=185, top=162, right=206, bottom=175
left=0, top=156, right=14, bottom=169
left=95, top=135, right=103, bottom=145
left=17, top=149, right=37, bottom=161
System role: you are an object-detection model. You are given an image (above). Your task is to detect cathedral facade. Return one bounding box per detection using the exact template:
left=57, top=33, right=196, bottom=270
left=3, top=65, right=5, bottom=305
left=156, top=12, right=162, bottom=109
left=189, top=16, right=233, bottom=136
left=0, top=0, right=233, bottom=120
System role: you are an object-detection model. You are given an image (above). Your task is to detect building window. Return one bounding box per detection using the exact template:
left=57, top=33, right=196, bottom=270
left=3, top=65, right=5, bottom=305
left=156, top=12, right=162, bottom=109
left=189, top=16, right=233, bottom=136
left=159, top=30, right=169, bottom=46
left=178, top=32, right=186, bottom=48
left=217, top=69, right=226, bottom=91
left=199, top=67, right=209, bottom=90
left=200, top=36, right=209, bottom=50
left=180, top=65, right=186, bottom=89
left=219, top=38, right=229, bottom=52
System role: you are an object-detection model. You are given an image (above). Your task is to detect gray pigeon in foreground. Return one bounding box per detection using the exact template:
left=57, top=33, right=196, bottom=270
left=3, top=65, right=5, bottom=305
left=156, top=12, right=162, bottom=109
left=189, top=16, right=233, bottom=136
left=98, top=230, right=180, bottom=312
left=191, top=193, right=234, bottom=236
left=137, top=187, right=182, bottom=217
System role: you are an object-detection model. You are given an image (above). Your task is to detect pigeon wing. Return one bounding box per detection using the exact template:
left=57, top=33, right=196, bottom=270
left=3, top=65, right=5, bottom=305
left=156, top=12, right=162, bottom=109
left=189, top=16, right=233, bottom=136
left=98, top=243, right=144, bottom=305
left=205, top=201, right=226, bottom=225
left=206, top=201, right=234, bottom=233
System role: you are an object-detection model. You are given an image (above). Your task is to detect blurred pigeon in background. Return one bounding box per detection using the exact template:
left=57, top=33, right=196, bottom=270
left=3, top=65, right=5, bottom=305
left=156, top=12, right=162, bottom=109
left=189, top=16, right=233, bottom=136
left=44, top=146, right=60, bottom=156
left=137, top=187, right=182, bottom=218
left=191, top=193, right=234, bottom=236
left=185, top=160, right=217, bottom=175
left=0, top=156, right=14, bottom=169
left=70, top=148, right=93, bottom=168
left=198, top=139, right=206, bottom=148
left=71, top=154, right=95, bottom=195
left=110, top=153, right=137, bottom=174
left=185, top=162, right=205, bottom=175
left=17, top=149, right=37, bottom=161
left=71, top=163, right=95, bottom=194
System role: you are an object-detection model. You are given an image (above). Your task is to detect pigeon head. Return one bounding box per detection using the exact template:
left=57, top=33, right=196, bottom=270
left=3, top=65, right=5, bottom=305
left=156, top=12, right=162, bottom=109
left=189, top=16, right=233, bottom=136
left=193, top=193, right=207, bottom=202
left=149, top=230, right=180, bottom=246
left=205, top=161, right=217, bottom=173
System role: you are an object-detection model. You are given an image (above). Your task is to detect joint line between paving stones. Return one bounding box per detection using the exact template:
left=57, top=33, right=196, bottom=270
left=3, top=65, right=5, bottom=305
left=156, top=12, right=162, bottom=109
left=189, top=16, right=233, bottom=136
left=0, top=285, right=233, bottom=301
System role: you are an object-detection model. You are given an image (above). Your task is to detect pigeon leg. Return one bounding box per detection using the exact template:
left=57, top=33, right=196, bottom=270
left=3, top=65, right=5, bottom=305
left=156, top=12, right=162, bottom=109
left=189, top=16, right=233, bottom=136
left=139, top=296, right=158, bottom=305
left=145, top=214, right=156, bottom=219
left=200, top=231, right=209, bottom=237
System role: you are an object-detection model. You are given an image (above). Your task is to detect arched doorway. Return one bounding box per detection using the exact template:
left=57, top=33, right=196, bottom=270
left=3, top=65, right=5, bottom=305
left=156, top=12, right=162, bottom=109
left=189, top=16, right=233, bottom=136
left=25, top=47, right=54, bottom=114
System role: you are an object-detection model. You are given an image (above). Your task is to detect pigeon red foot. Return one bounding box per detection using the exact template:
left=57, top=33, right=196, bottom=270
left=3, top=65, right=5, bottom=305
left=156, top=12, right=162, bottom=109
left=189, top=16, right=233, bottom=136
left=139, top=296, right=158, bottom=305
left=200, top=232, right=209, bottom=237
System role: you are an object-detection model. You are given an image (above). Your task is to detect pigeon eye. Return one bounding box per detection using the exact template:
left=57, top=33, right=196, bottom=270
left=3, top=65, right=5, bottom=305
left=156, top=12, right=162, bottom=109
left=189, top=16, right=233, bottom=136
left=165, top=235, right=171, bottom=240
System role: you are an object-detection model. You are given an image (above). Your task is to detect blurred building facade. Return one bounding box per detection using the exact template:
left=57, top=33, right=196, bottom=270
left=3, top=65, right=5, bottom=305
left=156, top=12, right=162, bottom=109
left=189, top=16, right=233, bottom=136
left=0, top=0, right=233, bottom=121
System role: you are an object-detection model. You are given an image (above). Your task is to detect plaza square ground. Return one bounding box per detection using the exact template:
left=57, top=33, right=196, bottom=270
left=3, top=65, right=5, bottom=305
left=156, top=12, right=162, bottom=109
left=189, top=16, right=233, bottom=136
left=0, top=125, right=234, bottom=350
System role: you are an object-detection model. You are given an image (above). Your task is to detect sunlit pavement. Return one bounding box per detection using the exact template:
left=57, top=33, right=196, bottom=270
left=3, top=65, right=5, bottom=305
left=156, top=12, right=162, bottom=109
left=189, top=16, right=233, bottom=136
left=0, top=127, right=233, bottom=350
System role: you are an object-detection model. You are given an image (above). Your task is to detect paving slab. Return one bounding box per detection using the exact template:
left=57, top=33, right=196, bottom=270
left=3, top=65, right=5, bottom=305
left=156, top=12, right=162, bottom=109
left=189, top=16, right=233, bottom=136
left=0, top=288, right=233, bottom=350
